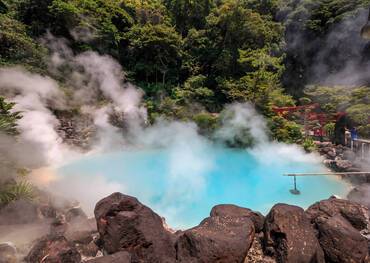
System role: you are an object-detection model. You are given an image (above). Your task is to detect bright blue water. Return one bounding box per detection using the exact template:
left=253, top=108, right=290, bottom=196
left=59, top=147, right=349, bottom=229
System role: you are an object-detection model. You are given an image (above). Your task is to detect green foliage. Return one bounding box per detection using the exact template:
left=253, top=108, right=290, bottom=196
left=164, top=0, right=213, bottom=34
left=346, top=104, right=370, bottom=125
left=302, top=137, right=316, bottom=153
left=305, top=86, right=370, bottom=137
left=324, top=122, right=335, bottom=139
left=0, top=180, right=35, bottom=206
left=175, top=75, right=214, bottom=107
left=192, top=112, right=218, bottom=135
left=218, top=47, right=289, bottom=114
left=0, top=0, right=8, bottom=14
left=268, top=115, right=303, bottom=143
left=0, top=97, right=21, bottom=136
left=1, top=0, right=307, bottom=144
left=358, top=124, right=370, bottom=137
left=0, top=14, right=46, bottom=67
left=123, top=23, right=182, bottom=85
left=281, top=0, right=370, bottom=96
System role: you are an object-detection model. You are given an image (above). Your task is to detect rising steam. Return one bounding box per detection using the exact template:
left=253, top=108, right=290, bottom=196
left=0, top=33, right=327, bottom=223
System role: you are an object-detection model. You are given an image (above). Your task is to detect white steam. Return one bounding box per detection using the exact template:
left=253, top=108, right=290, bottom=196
left=0, top=34, right=326, bottom=228
left=0, top=68, right=76, bottom=165
left=215, top=103, right=269, bottom=145
left=311, top=8, right=370, bottom=86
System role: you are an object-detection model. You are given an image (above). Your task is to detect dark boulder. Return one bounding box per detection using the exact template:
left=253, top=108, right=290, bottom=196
left=86, top=251, right=132, bottom=263
left=65, top=217, right=98, bottom=244
left=305, top=197, right=369, bottom=231
left=175, top=214, right=255, bottom=262
left=264, top=204, right=325, bottom=263
left=210, top=204, right=265, bottom=232
left=94, top=193, right=175, bottom=262
left=316, top=214, right=368, bottom=263
left=0, top=200, right=38, bottom=225
left=26, top=235, right=81, bottom=263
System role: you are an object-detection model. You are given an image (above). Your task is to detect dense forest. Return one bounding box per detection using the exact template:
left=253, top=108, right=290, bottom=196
left=0, top=0, right=369, bottom=143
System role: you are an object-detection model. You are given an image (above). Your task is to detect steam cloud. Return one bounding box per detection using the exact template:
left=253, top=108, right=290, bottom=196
left=311, top=8, right=370, bottom=86
left=0, top=34, right=325, bottom=225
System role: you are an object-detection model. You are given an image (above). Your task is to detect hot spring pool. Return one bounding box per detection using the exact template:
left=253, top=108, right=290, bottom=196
left=58, top=146, right=349, bottom=229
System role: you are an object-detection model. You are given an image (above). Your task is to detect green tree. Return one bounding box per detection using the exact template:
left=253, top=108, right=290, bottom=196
left=175, top=74, right=214, bottom=107
left=164, top=0, right=213, bottom=35
left=123, top=23, right=182, bottom=85
left=0, top=14, right=46, bottom=67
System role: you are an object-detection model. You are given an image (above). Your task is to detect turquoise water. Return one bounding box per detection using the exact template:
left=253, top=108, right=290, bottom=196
left=58, top=147, right=349, bottom=229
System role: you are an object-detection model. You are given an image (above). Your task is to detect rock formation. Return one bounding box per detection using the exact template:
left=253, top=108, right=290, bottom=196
left=0, top=193, right=368, bottom=263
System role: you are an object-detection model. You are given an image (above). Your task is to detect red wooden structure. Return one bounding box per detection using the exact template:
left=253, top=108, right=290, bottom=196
left=272, top=104, right=339, bottom=137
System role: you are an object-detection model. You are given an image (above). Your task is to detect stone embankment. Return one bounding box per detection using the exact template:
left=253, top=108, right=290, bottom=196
left=1, top=193, right=369, bottom=263
left=315, top=141, right=370, bottom=212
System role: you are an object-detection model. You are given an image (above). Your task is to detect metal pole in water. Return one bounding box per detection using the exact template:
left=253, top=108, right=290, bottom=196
left=290, top=175, right=301, bottom=195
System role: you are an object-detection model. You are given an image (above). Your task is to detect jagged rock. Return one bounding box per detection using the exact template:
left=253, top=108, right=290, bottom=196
left=86, top=251, right=132, bottom=263
left=94, top=193, right=176, bottom=262
left=0, top=200, right=39, bottom=225
left=76, top=240, right=100, bottom=258
left=210, top=204, right=264, bottom=232
left=326, top=151, right=336, bottom=159
left=305, top=197, right=369, bottom=232
left=0, top=242, right=17, bottom=263
left=175, top=213, right=255, bottom=263
left=39, top=204, right=57, bottom=219
left=316, top=214, right=369, bottom=263
left=26, top=235, right=81, bottom=263
left=244, top=234, right=276, bottom=263
left=50, top=214, right=68, bottom=236
left=334, top=159, right=353, bottom=171
left=264, top=204, right=325, bottom=263
left=65, top=206, right=88, bottom=222
left=66, top=229, right=95, bottom=244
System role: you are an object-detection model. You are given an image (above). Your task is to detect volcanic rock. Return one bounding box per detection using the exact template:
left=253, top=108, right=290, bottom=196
left=86, top=251, right=132, bottom=263
left=175, top=213, right=255, bottom=262
left=316, top=214, right=368, bottom=263
left=65, top=206, right=88, bottom=222
left=50, top=214, right=68, bottom=236
left=26, top=235, right=81, bottom=263
left=305, top=197, right=369, bottom=231
left=94, top=192, right=176, bottom=262
left=39, top=204, right=57, bottom=219
left=264, top=204, right=325, bottom=263
left=210, top=204, right=265, bottom=232
left=334, top=159, right=353, bottom=171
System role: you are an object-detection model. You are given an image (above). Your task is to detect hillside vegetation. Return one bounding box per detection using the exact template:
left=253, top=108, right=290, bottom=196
left=0, top=0, right=369, bottom=141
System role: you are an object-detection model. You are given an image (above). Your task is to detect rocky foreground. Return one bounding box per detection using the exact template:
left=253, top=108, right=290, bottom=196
left=1, top=193, right=370, bottom=263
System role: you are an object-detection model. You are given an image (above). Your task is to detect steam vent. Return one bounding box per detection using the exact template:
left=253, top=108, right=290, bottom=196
left=0, top=0, right=369, bottom=262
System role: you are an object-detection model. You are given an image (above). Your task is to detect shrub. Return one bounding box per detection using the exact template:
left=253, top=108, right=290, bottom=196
left=0, top=180, right=35, bottom=206
left=302, top=138, right=316, bottom=153
left=192, top=112, right=219, bottom=135
left=0, top=14, right=46, bottom=67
